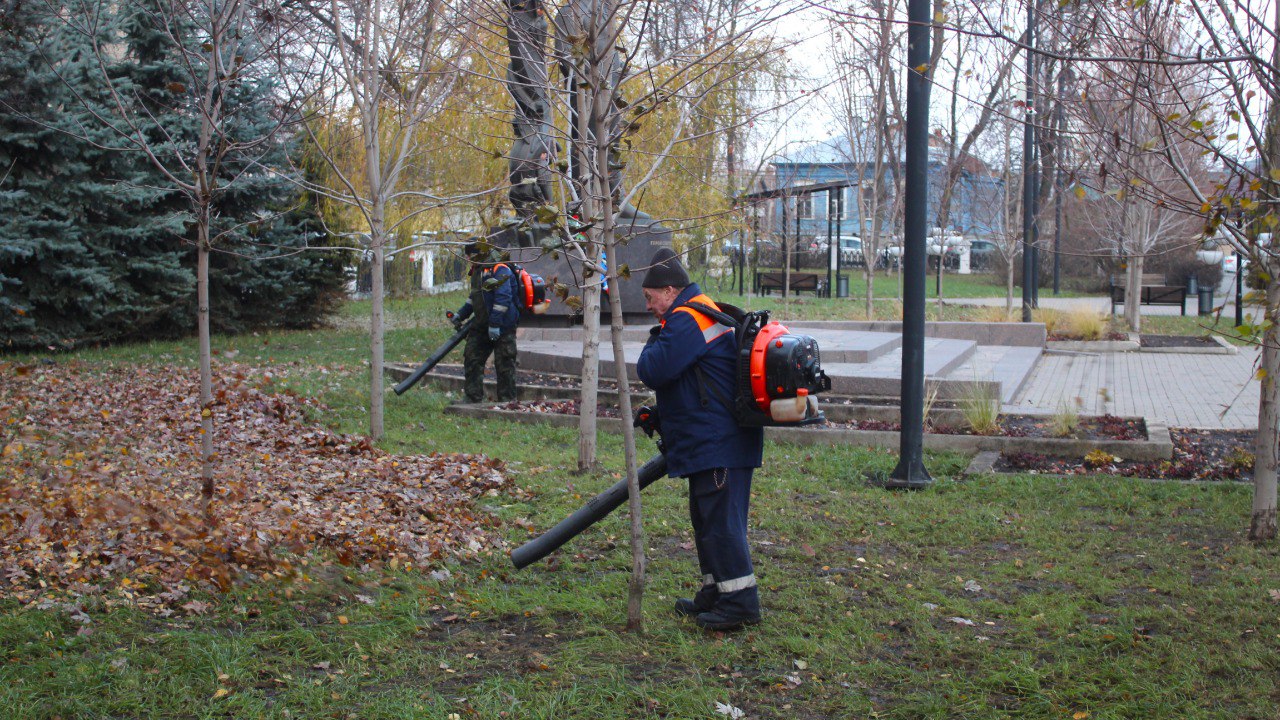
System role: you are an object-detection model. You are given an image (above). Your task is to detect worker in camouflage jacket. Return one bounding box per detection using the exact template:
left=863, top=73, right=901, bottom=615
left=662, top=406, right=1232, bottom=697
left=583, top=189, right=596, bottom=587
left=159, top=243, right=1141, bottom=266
left=452, top=242, right=520, bottom=403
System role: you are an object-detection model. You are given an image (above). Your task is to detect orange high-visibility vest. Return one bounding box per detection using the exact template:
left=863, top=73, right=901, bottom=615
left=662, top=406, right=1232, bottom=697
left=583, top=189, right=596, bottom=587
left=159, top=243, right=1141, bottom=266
left=663, top=294, right=735, bottom=345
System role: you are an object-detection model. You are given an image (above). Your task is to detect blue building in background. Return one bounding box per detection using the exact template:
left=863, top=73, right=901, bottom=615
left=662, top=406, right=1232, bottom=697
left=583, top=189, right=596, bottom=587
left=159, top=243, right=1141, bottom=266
left=765, top=132, right=1005, bottom=242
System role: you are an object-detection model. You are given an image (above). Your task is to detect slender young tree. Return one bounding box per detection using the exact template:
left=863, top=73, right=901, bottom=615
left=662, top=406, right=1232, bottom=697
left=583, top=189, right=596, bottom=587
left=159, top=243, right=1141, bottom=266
left=825, top=2, right=906, bottom=314
left=285, top=0, right=475, bottom=439
left=54, top=0, right=318, bottom=509
left=501, top=0, right=793, bottom=628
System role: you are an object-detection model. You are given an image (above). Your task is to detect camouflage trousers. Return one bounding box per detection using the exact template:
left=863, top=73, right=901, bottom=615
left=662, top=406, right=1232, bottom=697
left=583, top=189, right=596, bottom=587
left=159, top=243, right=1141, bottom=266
left=463, top=327, right=518, bottom=403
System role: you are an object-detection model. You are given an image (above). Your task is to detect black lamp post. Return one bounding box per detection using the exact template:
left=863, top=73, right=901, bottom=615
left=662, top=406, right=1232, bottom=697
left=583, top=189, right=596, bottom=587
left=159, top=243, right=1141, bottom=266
left=1021, top=0, right=1037, bottom=322
left=1236, top=251, right=1245, bottom=327
left=880, top=0, right=933, bottom=489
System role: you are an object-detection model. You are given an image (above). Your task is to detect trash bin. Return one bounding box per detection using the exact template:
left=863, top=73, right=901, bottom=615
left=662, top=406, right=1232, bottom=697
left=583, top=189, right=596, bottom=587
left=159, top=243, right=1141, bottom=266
left=1187, top=276, right=1199, bottom=294
left=837, top=275, right=849, bottom=298
left=1198, top=286, right=1214, bottom=315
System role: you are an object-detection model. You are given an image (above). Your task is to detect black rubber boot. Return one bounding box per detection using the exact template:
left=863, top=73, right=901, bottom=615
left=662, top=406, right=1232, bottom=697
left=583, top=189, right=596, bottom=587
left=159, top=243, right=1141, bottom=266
left=695, top=610, right=761, bottom=631
left=674, top=598, right=703, bottom=616
left=674, top=584, right=718, bottom=617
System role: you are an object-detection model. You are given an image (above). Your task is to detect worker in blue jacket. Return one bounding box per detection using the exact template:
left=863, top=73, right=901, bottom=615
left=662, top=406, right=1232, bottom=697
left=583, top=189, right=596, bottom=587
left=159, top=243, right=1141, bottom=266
left=636, top=247, right=765, bottom=631
left=452, top=241, right=520, bottom=403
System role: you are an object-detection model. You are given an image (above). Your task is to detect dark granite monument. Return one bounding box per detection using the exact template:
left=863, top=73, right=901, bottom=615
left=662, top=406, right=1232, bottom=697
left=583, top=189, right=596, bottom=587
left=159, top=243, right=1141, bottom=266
left=493, top=0, right=669, bottom=324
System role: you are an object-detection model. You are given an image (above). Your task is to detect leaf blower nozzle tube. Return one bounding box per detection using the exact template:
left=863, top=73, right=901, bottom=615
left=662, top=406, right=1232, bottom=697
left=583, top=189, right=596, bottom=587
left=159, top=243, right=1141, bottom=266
left=393, top=315, right=473, bottom=395
left=510, top=453, right=668, bottom=569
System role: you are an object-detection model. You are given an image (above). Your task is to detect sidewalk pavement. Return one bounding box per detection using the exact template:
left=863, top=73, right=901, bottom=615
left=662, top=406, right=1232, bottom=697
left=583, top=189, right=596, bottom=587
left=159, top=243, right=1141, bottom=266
left=1008, top=346, right=1261, bottom=429
left=943, top=295, right=1262, bottom=429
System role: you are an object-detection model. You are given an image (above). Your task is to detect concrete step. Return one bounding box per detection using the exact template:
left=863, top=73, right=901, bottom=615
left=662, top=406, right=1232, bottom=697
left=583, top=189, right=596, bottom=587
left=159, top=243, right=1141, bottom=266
left=941, top=345, right=1043, bottom=404
left=820, top=338, right=977, bottom=397
left=815, top=330, right=901, bottom=363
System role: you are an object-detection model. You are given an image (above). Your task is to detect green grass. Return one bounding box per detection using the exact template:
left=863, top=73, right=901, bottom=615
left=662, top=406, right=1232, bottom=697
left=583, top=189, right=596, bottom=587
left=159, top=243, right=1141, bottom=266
left=696, top=268, right=1090, bottom=300
left=3, top=303, right=1278, bottom=718
left=1129, top=313, right=1256, bottom=345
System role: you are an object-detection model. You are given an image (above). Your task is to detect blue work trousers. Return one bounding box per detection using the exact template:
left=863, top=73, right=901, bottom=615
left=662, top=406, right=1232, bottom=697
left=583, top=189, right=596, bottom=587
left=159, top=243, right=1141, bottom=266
left=688, top=466, right=759, bottom=617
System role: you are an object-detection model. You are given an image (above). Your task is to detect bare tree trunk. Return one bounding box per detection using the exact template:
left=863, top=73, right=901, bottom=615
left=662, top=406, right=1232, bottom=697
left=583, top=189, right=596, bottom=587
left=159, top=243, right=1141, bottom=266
left=783, top=197, right=792, bottom=309
left=1252, top=272, right=1279, bottom=541
left=367, top=148, right=387, bottom=439
left=197, top=224, right=214, bottom=512
left=574, top=62, right=601, bottom=471
left=599, top=181, right=644, bottom=631
left=863, top=263, right=875, bottom=318
left=1124, top=252, right=1144, bottom=332
left=1006, top=261, right=1015, bottom=316
left=577, top=272, right=602, bottom=473
left=370, top=240, right=386, bottom=439
left=1252, top=1, right=1280, bottom=542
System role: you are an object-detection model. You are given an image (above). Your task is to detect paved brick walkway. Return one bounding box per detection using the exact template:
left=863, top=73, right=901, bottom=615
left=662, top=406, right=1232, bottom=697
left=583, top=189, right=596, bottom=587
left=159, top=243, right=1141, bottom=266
left=1007, top=347, right=1262, bottom=429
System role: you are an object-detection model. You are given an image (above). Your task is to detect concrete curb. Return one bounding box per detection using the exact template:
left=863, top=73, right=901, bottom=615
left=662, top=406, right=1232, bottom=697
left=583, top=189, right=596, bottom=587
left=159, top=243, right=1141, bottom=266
left=1046, top=339, right=1140, bottom=353
left=387, top=364, right=986, bottom=425
left=386, top=363, right=649, bottom=403
left=1137, top=334, right=1239, bottom=355
left=963, top=450, right=1002, bottom=475
left=1045, top=335, right=1240, bottom=355
left=442, top=405, right=1174, bottom=461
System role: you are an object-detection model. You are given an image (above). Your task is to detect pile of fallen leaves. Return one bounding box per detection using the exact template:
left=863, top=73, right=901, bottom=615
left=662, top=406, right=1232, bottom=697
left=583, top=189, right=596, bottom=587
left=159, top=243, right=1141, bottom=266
left=0, top=360, right=521, bottom=611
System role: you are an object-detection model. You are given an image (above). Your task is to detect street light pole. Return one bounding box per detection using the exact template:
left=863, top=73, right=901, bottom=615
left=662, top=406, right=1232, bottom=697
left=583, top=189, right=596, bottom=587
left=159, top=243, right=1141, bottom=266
left=1021, top=0, right=1037, bottom=322
left=882, top=0, right=933, bottom=489
left=1236, top=252, right=1245, bottom=327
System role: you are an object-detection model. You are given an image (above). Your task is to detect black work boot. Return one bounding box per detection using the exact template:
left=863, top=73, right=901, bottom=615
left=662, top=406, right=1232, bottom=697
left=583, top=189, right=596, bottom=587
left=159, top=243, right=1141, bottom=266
left=695, top=609, right=762, bottom=631
left=674, top=584, right=717, bottom=617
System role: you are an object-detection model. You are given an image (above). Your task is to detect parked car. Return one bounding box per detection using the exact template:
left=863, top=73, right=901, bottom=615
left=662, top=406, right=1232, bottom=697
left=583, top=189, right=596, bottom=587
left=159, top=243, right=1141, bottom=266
left=722, top=238, right=744, bottom=265
left=1222, top=252, right=1249, bottom=274
left=967, top=238, right=998, bottom=270
left=879, top=235, right=975, bottom=270
left=839, top=236, right=864, bottom=266
left=753, top=239, right=783, bottom=267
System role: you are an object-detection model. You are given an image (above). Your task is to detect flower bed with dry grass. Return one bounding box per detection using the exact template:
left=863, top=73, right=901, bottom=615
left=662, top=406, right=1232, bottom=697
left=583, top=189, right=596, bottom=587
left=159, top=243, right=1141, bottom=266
left=997, top=428, right=1255, bottom=481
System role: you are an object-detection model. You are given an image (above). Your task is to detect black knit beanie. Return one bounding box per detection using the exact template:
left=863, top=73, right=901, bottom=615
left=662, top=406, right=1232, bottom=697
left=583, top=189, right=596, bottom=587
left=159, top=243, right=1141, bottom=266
left=641, top=247, right=691, bottom=289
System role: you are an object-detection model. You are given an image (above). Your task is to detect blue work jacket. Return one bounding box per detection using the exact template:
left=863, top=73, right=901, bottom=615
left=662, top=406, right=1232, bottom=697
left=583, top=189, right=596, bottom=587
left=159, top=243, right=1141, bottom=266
left=636, top=284, right=764, bottom=477
left=456, top=263, right=521, bottom=330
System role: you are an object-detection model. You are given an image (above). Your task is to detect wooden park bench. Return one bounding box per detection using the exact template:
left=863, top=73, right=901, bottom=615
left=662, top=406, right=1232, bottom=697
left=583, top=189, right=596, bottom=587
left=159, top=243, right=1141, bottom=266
left=1109, top=274, right=1186, bottom=316
left=755, top=271, right=820, bottom=295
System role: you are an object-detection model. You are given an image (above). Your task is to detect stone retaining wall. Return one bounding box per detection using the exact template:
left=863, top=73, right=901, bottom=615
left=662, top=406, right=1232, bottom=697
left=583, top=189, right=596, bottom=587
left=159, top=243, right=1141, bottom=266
left=443, top=404, right=1174, bottom=462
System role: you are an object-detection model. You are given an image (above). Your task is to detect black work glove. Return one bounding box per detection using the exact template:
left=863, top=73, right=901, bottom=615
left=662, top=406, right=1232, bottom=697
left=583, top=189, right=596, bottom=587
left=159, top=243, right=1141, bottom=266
left=451, top=304, right=471, bottom=330
left=633, top=405, right=660, bottom=438
left=645, top=324, right=661, bottom=346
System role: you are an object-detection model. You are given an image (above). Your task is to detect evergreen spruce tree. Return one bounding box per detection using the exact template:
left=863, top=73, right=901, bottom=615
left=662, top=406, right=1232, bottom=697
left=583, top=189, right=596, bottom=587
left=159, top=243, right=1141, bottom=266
left=0, top=0, right=347, bottom=349
left=0, top=2, right=190, bottom=348
left=118, top=0, right=349, bottom=338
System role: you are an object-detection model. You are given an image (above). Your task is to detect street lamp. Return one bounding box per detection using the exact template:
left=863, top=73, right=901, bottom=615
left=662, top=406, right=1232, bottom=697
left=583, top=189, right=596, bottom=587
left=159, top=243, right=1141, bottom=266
left=878, top=0, right=933, bottom=489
